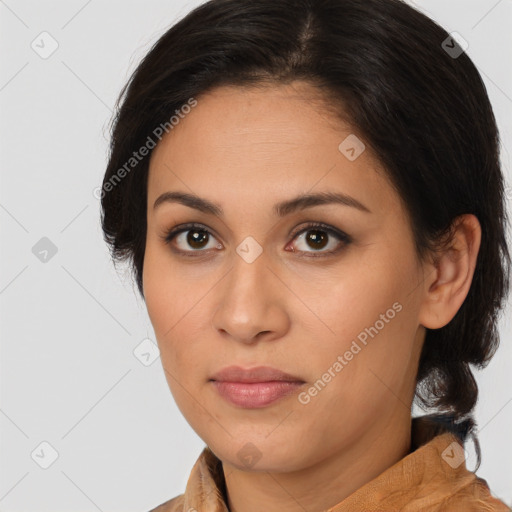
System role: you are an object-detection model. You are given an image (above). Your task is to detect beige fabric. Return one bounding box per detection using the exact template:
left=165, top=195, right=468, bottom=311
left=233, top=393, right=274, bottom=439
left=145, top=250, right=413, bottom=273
left=149, top=417, right=510, bottom=512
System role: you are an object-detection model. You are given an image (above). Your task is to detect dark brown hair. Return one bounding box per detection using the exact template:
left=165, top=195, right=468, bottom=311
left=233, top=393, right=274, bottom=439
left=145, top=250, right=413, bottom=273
left=101, top=0, right=511, bottom=455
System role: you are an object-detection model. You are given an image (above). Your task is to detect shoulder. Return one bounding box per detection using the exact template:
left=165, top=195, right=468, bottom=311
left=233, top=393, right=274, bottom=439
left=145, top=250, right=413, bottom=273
left=408, top=417, right=510, bottom=511
left=423, top=473, right=510, bottom=511
left=147, top=493, right=185, bottom=512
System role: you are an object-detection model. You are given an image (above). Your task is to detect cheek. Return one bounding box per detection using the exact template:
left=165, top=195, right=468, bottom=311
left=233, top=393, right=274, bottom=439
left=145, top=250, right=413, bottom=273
left=143, top=241, right=190, bottom=332
left=295, top=258, right=407, bottom=346
left=143, top=246, right=185, bottom=367
left=144, top=272, right=208, bottom=420
left=296, top=248, right=421, bottom=393
left=143, top=246, right=214, bottom=379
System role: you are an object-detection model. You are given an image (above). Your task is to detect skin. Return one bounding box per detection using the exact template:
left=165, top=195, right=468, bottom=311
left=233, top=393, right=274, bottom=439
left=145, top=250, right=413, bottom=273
left=142, top=82, right=481, bottom=512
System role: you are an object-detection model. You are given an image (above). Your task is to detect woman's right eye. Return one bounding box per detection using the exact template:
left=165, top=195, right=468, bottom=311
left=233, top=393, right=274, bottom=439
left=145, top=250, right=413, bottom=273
left=162, top=223, right=222, bottom=255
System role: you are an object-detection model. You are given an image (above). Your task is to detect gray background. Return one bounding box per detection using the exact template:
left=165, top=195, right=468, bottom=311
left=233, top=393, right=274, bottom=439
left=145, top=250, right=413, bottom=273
left=0, top=1, right=511, bottom=511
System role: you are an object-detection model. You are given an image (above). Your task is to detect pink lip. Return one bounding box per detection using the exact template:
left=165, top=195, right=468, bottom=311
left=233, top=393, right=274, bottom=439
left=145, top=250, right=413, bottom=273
left=210, top=365, right=303, bottom=383
left=210, top=366, right=305, bottom=408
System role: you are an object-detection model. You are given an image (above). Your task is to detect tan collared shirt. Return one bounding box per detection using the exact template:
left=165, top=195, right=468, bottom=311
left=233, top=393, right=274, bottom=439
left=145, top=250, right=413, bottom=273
left=149, top=417, right=510, bottom=511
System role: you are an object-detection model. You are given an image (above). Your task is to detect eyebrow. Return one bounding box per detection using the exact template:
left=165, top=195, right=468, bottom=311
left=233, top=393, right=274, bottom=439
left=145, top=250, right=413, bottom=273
left=153, top=190, right=372, bottom=216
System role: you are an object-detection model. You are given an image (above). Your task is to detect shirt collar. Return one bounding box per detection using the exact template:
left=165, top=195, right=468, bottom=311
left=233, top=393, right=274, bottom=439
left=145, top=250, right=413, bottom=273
left=178, top=416, right=491, bottom=512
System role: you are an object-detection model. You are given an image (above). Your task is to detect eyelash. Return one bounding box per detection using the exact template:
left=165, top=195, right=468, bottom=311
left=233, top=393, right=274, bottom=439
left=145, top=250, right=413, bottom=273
left=160, top=222, right=352, bottom=259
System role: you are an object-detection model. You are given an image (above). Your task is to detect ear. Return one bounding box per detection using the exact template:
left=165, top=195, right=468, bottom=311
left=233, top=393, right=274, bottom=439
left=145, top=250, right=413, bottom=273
left=418, top=214, right=481, bottom=329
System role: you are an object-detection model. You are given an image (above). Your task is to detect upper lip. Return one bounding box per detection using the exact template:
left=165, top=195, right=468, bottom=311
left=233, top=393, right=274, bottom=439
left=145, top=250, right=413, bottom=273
left=210, top=365, right=304, bottom=383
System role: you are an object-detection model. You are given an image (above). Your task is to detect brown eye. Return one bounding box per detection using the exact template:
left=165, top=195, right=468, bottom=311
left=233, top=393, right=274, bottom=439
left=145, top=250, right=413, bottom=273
left=289, top=223, right=351, bottom=256
left=163, top=223, right=222, bottom=253
left=186, top=229, right=210, bottom=249
left=303, top=229, right=329, bottom=250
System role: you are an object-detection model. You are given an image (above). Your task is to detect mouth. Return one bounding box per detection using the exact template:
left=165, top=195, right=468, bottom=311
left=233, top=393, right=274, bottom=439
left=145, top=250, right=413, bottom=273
left=209, top=365, right=306, bottom=408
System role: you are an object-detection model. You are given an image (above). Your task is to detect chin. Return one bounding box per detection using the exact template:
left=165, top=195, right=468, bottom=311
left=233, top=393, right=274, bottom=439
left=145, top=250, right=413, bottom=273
left=207, top=435, right=312, bottom=473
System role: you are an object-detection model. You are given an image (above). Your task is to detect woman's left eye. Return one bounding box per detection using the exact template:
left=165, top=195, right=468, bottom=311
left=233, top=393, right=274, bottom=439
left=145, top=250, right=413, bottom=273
left=287, top=223, right=351, bottom=256
left=161, top=222, right=351, bottom=257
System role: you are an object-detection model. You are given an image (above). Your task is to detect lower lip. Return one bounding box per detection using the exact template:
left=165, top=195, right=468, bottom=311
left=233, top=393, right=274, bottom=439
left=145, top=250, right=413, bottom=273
left=211, top=381, right=305, bottom=408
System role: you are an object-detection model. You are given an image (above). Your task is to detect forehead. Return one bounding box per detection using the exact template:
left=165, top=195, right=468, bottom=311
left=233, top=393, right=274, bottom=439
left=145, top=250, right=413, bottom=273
left=147, top=83, right=398, bottom=218
left=152, top=82, right=349, bottom=157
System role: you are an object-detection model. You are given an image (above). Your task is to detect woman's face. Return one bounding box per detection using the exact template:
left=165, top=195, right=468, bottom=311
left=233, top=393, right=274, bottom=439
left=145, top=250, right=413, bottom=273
left=143, top=82, right=429, bottom=472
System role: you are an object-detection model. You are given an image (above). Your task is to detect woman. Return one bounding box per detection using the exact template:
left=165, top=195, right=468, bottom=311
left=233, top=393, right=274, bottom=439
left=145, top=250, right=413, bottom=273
left=100, top=0, right=511, bottom=510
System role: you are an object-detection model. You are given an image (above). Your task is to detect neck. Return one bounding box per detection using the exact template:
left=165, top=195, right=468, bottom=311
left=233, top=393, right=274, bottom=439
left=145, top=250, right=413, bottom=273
left=222, top=414, right=412, bottom=512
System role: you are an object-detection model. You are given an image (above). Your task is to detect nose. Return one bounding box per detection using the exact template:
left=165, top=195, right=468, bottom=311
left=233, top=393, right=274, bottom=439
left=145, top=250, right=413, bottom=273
left=211, top=250, right=290, bottom=344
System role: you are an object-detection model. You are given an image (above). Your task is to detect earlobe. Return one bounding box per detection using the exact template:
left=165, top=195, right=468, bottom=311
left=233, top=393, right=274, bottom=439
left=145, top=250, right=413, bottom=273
left=418, top=214, right=481, bottom=329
